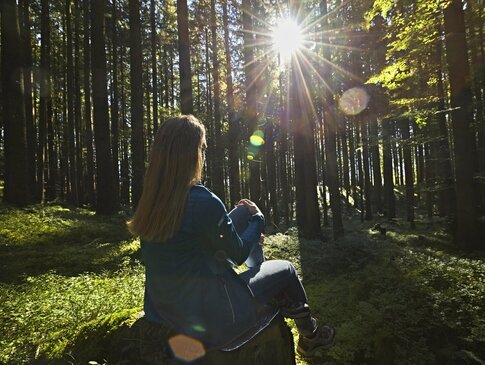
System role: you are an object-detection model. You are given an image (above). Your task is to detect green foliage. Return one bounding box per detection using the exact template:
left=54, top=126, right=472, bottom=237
left=0, top=203, right=137, bottom=282
left=0, top=203, right=143, bottom=364
left=1, top=205, right=484, bottom=364
left=266, top=219, right=485, bottom=365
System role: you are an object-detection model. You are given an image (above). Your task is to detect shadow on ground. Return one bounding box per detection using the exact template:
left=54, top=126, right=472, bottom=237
left=0, top=203, right=139, bottom=283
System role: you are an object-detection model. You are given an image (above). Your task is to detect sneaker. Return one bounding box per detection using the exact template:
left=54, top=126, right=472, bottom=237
left=297, top=325, right=336, bottom=358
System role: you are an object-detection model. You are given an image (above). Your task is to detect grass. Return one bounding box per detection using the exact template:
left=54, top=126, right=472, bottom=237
left=0, top=203, right=484, bottom=364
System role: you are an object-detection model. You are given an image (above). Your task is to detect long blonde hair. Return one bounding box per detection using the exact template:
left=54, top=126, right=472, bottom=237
left=127, top=115, right=206, bottom=241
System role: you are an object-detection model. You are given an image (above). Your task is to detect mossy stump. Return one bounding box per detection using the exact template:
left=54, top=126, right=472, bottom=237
left=65, top=309, right=296, bottom=365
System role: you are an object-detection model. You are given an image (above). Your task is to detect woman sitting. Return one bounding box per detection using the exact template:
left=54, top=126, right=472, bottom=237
left=128, top=115, right=335, bottom=358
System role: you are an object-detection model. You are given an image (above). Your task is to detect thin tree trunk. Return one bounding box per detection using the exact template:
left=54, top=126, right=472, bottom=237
left=223, top=0, right=241, bottom=206
left=400, top=118, right=415, bottom=228
left=74, top=0, right=83, bottom=204
left=382, top=118, right=395, bottom=218
left=150, top=0, right=159, bottom=132
left=369, top=118, right=383, bottom=213
left=66, top=0, right=79, bottom=205
left=39, top=0, right=50, bottom=202
left=177, top=0, right=193, bottom=114
left=210, top=0, right=225, bottom=201
left=242, top=0, right=261, bottom=207
left=129, top=0, right=144, bottom=209
left=83, top=0, right=95, bottom=206
left=111, top=0, right=120, bottom=205
left=362, top=119, right=372, bottom=220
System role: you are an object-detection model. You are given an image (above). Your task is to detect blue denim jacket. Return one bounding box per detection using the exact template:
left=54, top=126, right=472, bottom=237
left=141, top=184, right=278, bottom=351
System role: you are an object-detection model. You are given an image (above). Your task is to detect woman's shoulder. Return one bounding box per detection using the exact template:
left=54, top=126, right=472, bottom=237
left=189, top=184, right=225, bottom=211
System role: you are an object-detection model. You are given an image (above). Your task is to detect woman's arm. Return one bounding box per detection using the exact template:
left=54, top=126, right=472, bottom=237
left=197, top=193, right=264, bottom=266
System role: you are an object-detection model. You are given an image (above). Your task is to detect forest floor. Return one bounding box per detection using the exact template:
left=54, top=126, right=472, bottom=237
left=0, top=201, right=484, bottom=365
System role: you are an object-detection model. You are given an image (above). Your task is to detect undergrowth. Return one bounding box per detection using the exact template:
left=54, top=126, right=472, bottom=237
left=0, top=203, right=484, bottom=364
left=0, top=203, right=143, bottom=364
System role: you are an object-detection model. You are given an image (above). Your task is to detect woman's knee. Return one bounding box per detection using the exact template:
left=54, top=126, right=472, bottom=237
left=265, top=259, right=297, bottom=278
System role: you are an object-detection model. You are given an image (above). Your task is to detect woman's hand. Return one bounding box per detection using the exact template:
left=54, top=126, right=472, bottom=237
left=259, top=233, right=265, bottom=246
left=236, top=199, right=262, bottom=216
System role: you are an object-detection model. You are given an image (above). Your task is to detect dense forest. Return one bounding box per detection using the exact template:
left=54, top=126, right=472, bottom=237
left=1, top=0, right=484, bottom=246
left=1, top=1, right=485, bottom=364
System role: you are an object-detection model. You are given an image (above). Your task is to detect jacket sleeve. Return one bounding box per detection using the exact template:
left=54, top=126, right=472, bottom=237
left=197, top=193, right=264, bottom=266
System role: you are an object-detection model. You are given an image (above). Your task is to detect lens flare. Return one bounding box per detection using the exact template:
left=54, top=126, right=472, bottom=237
left=338, top=87, right=370, bottom=116
left=168, top=334, right=206, bottom=362
left=250, top=130, right=265, bottom=147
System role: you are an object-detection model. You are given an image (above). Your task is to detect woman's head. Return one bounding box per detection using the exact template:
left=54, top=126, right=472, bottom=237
left=128, top=115, right=206, bottom=241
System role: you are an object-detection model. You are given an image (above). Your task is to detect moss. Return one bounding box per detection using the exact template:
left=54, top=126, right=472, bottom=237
left=63, top=308, right=142, bottom=363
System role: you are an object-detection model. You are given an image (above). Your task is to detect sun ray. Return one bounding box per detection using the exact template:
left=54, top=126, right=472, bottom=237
left=241, top=47, right=274, bottom=71
left=311, top=41, right=365, bottom=53
left=291, top=54, right=318, bottom=118
left=294, top=48, right=336, bottom=97
left=303, top=47, right=365, bottom=84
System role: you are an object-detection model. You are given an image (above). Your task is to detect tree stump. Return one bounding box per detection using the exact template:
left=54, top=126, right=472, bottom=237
left=65, top=308, right=296, bottom=365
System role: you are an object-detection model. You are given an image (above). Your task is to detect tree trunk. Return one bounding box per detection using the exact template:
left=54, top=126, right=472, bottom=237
left=242, top=0, right=261, bottom=207
left=369, top=118, right=383, bottom=213
left=19, top=0, right=37, bottom=200
left=382, top=118, right=395, bottom=218
left=223, top=0, right=241, bottom=206
left=177, top=0, right=193, bottom=114
left=150, top=0, right=159, bottom=133
left=279, top=66, right=290, bottom=227
left=321, top=0, right=343, bottom=238
left=362, top=119, right=372, bottom=220
left=74, top=0, right=84, bottom=205
left=340, top=121, right=350, bottom=208
left=39, top=0, right=51, bottom=202
left=400, top=118, right=415, bottom=228
left=120, top=48, right=131, bottom=205
left=129, top=0, right=145, bottom=209
left=91, top=0, right=117, bottom=214
left=83, top=0, right=95, bottom=206
left=210, top=0, right=225, bottom=202
left=1, top=0, right=30, bottom=205
left=443, top=0, right=481, bottom=248
left=66, top=0, right=79, bottom=205
left=111, top=0, right=120, bottom=206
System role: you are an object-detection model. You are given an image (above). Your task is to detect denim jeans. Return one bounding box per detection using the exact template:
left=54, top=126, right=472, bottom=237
left=229, top=206, right=316, bottom=336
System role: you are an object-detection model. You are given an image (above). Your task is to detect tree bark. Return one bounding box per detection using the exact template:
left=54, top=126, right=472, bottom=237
left=400, top=118, right=415, bottom=228
left=321, top=0, right=343, bottom=238
left=210, top=0, right=225, bottom=201
left=150, top=0, right=159, bottom=132
left=242, top=0, right=261, bottom=208
left=1, top=0, right=30, bottom=205
left=83, top=0, right=95, bottom=206
left=382, top=118, right=396, bottom=218
left=91, top=0, right=117, bottom=214
left=39, top=0, right=51, bottom=202
left=111, top=0, right=120, bottom=205
left=223, top=0, right=241, bottom=206
left=19, top=0, right=37, bottom=200
left=129, top=0, right=145, bottom=209
left=66, top=0, right=79, bottom=205
left=177, top=0, right=193, bottom=114
left=443, top=0, right=481, bottom=247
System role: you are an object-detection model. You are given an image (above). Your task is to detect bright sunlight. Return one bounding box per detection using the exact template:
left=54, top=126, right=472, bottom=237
left=272, top=18, right=303, bottom=60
